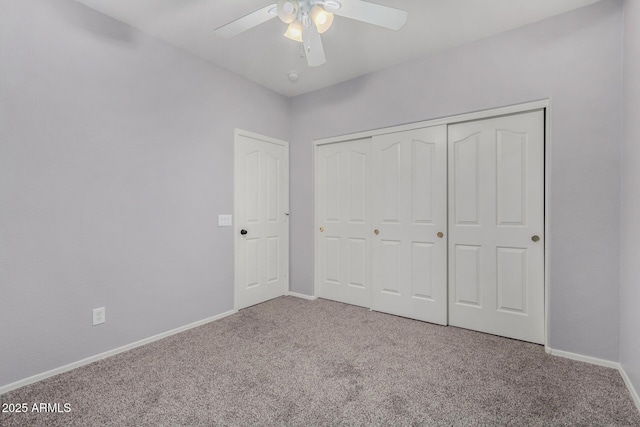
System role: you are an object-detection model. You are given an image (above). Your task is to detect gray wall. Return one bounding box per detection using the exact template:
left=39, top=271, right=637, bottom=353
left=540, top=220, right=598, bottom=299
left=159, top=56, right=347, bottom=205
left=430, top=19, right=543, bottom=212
left=621, top=0, right=640, bottom=400
left=0, top=0, right=290, bottom=387
left=1, top=0, right=632, bottom=391
left=289, top=0, right=623, bottom=361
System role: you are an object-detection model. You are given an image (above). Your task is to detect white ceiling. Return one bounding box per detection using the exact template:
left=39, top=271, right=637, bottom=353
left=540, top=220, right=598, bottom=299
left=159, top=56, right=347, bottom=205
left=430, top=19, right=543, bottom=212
left=73, top=0, right=602, bottom=97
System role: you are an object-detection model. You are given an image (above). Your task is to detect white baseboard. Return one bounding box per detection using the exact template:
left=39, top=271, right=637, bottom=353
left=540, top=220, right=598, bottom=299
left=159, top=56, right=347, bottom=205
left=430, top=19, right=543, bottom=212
left=620, top=365, right=640, bottom=412
left=287, top=291, right=318, bottom=301
left=545, top=346, right=621, bottom=369
left=546, top=346, right=640, bottom=412
left=0, top=309, right=237, bottom=396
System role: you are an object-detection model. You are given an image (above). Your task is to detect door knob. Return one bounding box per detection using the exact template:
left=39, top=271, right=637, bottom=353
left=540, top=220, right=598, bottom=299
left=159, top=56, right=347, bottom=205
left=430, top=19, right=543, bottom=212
left=319, top=227, right=324, bottom=232
left=531, top=235, right=540, bottom=242
left=437, top=232, right=444, bottom=238
left=374, top=229, right=379, bottom=235
left=240, top=229, right=248, bottom=235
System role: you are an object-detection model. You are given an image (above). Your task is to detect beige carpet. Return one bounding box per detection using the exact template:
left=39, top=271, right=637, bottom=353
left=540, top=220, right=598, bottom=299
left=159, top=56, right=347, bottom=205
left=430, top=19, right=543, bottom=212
left=1, top=296, right=639, bottom=426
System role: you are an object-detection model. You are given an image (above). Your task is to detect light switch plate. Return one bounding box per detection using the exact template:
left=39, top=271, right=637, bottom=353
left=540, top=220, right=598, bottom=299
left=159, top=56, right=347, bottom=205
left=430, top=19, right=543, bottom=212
left=218, top=214, right=232, bottom=227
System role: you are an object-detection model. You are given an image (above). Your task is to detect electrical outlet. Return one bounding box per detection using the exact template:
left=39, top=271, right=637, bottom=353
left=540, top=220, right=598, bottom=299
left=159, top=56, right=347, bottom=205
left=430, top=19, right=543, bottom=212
left=92, top=307, right=105, bottom=326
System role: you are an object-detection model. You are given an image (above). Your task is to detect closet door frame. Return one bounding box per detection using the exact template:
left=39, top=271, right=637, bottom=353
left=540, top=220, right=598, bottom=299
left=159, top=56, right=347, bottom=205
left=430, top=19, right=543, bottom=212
left=313, top=100, right=550, bottom=348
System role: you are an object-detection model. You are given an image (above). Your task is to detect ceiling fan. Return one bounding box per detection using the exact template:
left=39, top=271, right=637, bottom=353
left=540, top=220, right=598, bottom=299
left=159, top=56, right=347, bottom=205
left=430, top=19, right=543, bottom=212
left=213, top=0, right=408, bottom=67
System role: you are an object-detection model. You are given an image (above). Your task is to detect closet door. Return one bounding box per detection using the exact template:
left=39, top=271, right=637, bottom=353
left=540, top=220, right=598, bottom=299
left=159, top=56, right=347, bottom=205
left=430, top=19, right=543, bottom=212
left=371, top=126, right=448, bottom=325
left=315, top=138, right=372, bottom=308
left=448, top=110, right=544, bottom=344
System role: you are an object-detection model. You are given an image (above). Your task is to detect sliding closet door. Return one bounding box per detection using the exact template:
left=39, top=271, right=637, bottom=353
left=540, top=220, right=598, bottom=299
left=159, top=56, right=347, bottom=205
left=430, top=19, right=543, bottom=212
left=315, top=138, right=372, bottom=308
left=371, top=126, right=448, bottom=325
left=448, top=110, right=544, bottom=344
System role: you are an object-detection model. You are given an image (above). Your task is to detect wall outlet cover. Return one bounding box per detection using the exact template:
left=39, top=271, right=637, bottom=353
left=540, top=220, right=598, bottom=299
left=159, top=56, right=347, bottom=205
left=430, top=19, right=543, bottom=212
left=93, top=307, right=105, bottom=326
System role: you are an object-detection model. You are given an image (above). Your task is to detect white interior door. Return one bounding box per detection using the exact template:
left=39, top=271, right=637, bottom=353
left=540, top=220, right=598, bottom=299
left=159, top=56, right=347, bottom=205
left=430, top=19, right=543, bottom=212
left=235, top=130, right=289, bottom=310
left=371, top=126, right=448, bottom=325
left=448, top=111, right=544, bottom=344
left=315, top=138, right=372, bottom=308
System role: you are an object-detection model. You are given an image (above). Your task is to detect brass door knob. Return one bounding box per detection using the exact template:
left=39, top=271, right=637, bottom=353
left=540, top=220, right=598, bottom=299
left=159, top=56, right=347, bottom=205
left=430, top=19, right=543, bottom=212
left=437, top=232, right=444, bottom=238
left=532, top=235, right=540, bottom=242
left=319, top=227, right=324, bottom=232
left=374, top=229, right=379, bottom=235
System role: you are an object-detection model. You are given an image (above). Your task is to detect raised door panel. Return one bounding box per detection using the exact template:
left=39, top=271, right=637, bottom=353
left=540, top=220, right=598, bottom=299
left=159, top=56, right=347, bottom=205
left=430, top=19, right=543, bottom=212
left=453, top=134, right=480, bottom=226
left=496, top=247, right=527, bottom=314
left=348, top=238, right=367, bottom=289
left=453, top=244, right=482, bottom=307
left=412, top=140, right=435, bottom=224
left=245, top=237, right=260, bottom=289
left=323, top=152, right=341, bottom=223
left=245, top=151, right=261, bottom=224
left=266, top=153, right=280, bottom=223
left=323, top=236, right=341, bottom=285
left=266, top=236, right=280, bottom=284
left=380, top=240, right=401, bottom=295
left=348, top=151, right=367, bottom=224
left=381, top=141, right=402, bottom=224
left=411, top=242, right=434, bottom=301
left=497, top=130, right=527, bottom=226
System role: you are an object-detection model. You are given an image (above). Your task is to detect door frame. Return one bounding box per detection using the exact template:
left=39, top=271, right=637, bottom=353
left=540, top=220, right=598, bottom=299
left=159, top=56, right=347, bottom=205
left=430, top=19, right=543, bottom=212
left=314, top=99, right=551, bottom=347
left=234, top=128, right=290, bottom=312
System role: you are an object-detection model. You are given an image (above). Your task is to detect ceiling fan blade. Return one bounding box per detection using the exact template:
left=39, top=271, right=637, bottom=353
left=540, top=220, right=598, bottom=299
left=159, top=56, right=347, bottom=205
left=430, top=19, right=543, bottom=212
left=214, top=4, right=278, bottom=38
left=302, top=22, right=326, bottom=67
left=325, top=0, right=407, bottom=31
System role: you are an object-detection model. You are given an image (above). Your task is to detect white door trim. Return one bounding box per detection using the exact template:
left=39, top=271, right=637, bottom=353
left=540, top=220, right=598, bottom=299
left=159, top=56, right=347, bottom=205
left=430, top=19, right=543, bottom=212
left=315, top=100, right=549, bottom=146
left=313, top=100, right=550, bottom=348
left=234, top=128, right=289, bottom=312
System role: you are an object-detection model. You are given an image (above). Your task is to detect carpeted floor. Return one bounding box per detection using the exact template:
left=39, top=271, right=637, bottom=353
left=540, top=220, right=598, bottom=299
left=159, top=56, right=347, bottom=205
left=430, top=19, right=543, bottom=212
left=1, top=296, right=639, bottom=426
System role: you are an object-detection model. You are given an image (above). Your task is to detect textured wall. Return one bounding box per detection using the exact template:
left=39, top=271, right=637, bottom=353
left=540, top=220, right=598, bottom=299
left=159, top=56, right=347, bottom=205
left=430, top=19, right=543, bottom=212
left=289, top=0, right=623, bottom=361
left=0, top=0, right=290, bottom=387
left=620, top=0, right=640, bottom=403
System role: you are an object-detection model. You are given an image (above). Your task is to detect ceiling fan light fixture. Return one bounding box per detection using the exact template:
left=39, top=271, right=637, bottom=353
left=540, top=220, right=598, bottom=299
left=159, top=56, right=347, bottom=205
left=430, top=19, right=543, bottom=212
left=310, top=6, right=334, bottom=34
left=277, top=0, right=299, bottom=24
left=284, top=21, right=303, bottom=42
